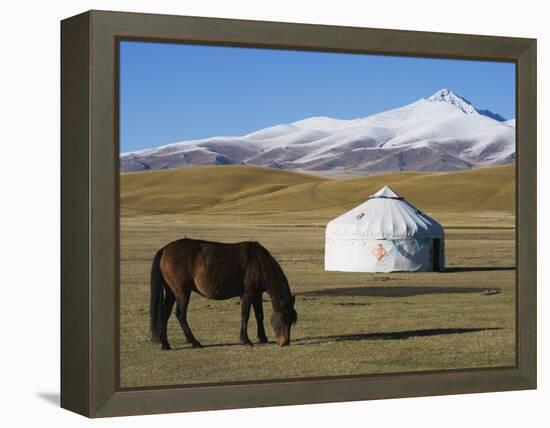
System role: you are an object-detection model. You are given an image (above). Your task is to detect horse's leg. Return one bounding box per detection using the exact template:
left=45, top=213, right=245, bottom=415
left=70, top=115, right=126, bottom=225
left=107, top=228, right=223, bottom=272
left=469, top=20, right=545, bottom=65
left=240, top=295, right=253, bottom=346
left=252, top=295, right=268, bottom=344
left=160, top=290, right=175, bottom=350
left=175, top=289, right=202, bottom=348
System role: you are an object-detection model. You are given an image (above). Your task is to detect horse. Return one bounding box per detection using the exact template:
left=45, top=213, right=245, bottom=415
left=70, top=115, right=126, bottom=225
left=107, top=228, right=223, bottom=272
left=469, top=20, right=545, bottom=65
left=149, top=238, right=297, bottom=349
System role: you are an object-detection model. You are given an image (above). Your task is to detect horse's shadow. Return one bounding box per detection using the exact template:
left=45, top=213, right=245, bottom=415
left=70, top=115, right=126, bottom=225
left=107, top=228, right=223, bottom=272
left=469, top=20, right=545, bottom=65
left=293, top=327, right=502, bottom=346
left=172, top=327, right=500, bottom=349
left=172, top=341, right=277, bottom=350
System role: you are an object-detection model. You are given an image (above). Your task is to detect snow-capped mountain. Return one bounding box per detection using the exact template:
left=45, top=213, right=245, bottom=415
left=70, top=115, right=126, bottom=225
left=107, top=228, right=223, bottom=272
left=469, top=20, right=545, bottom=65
left=121, top=89, right=515, bottom=176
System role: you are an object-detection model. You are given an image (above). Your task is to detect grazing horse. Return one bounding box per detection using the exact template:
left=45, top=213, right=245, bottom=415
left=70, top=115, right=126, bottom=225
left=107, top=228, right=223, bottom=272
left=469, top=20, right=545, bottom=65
left=150, top=238, right=297, bottom=349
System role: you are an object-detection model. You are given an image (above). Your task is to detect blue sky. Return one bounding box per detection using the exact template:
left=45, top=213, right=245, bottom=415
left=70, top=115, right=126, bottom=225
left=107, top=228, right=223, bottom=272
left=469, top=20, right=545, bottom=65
left=120, top=41, right=515, bottom=153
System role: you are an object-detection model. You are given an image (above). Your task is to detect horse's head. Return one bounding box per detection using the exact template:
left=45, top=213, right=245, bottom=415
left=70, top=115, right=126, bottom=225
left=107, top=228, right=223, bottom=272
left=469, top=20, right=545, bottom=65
left=271, top=294, right=297, bottom=346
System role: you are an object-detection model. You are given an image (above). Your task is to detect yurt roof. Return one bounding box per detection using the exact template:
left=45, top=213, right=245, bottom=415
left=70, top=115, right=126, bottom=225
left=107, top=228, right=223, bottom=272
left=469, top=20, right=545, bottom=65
left=326, top=186, right=444, bottom=240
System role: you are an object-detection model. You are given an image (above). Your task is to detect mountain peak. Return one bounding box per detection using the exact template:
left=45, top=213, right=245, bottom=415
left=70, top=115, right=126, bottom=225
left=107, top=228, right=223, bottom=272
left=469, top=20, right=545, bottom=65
left=426, top=88, right=507, bottom=121
left=426, top=88, right=477, bottom=114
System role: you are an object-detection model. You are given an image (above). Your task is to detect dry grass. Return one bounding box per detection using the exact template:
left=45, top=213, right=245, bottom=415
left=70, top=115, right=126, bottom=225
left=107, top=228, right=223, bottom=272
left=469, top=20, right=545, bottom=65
left=119, top=165, right=515, bottom=388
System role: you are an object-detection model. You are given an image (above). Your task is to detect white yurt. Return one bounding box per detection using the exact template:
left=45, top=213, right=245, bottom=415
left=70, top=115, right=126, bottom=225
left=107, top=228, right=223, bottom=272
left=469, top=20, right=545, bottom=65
left=325, top=186, right=445, bottom=273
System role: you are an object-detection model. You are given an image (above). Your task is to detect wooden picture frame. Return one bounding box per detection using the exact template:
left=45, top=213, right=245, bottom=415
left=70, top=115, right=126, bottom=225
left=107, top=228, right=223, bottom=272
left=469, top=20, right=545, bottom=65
left=61, top=10, right=537, bottom=417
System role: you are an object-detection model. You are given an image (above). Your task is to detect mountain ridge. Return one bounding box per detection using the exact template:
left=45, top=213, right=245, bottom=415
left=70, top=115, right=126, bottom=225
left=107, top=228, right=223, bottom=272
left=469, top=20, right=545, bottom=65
left=121, top=89, right=515, bottom=177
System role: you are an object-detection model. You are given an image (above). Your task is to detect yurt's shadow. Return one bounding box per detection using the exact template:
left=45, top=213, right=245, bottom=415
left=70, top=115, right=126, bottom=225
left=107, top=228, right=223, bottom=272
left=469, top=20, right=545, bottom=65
left=445, top=266, right=515, bottom=273
left=294, top=327, right=501, bottom=346
left=300, top=286, right=501, bottom=298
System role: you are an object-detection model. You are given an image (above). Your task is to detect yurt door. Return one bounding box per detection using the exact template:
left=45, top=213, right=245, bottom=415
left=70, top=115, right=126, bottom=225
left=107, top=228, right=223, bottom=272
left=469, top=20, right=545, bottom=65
left=433, top=239, right=441, bottom=271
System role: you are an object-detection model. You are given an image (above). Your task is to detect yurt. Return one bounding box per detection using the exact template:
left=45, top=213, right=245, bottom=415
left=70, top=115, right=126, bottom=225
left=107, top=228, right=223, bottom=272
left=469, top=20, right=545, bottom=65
left=324, top=186, right=445, bottom=273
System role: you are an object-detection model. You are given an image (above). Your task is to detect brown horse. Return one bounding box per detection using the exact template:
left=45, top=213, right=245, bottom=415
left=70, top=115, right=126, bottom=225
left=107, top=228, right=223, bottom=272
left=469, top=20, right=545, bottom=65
left=150, top=238, right=297, bottom=349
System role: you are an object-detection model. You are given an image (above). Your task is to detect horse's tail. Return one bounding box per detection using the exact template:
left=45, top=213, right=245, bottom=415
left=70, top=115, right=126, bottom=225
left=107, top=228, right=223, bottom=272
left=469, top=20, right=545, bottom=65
left=150, top=248, right=166, bottom=343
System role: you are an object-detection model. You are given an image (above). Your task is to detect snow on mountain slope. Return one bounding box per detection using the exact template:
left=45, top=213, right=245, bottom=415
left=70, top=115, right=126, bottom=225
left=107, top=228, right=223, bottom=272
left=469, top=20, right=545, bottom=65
left=120, top=89, right=515, bottom=176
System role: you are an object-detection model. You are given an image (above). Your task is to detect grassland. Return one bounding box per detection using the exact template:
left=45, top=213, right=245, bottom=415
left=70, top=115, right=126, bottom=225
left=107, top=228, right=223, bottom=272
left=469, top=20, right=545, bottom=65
left=120, top=164, right=515, bottom=387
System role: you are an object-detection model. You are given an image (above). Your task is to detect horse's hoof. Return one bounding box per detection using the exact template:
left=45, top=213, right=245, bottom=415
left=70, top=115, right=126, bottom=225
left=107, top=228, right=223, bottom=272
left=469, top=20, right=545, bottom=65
left=241, top=339, right=254, bottom=347
left=191, top=342, right=203, bottom=348
left=161, top=345, right=171, bottom=351
left=257, top=337, right=269, bottom=344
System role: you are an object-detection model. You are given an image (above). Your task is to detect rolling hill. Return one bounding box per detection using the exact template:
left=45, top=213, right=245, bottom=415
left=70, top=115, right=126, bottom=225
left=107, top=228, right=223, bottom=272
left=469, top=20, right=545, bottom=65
left=121, top=89, right=515, bottom=176
left=120, top=164, right=515, bottom=219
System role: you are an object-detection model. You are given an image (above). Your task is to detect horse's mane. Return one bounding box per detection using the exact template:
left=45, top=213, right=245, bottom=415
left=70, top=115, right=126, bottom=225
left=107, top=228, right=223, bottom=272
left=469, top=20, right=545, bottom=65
left=252, top=242, right=295, bottom=317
